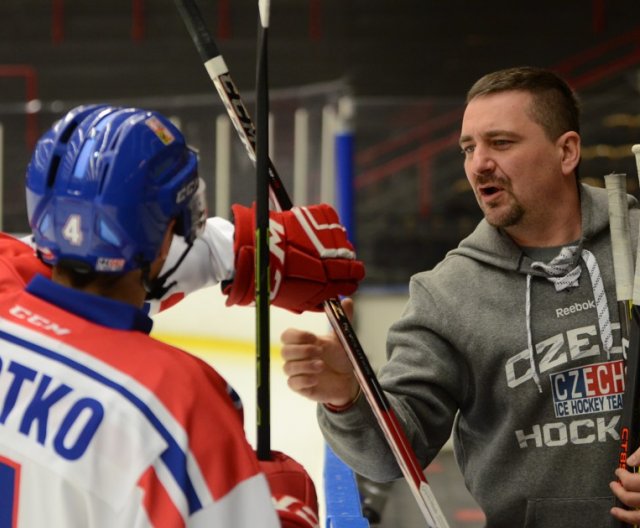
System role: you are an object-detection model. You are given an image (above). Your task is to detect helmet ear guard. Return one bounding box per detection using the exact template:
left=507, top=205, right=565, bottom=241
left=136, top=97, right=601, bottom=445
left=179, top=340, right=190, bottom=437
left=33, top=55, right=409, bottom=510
left=26, top=105, right=205, bottom=277
left=183, top=175, right=208, bottom=241
left=173, top=172, right=208, bottom=244
left=142, top=175, right=208, bottom=300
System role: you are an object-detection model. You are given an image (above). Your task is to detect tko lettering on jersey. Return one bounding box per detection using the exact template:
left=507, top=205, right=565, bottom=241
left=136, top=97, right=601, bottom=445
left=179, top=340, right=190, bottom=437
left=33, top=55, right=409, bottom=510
left=555, top=300, right=596, bottom=318
left=515, top=415, right=619, bottom=448
left=505, top=323, right=624, bottom=389
left=9, top=305, right=71, bottom=336
left=551, top=360, right=625, bottom=418
left=0, top=357, right=103, bottom=461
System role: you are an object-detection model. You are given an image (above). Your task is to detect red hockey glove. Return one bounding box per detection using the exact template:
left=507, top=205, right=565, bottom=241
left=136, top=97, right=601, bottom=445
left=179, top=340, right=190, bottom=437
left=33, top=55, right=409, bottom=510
left=259, top=450, right=320, bottom=528
left=223, top=203, right=365, bottom=313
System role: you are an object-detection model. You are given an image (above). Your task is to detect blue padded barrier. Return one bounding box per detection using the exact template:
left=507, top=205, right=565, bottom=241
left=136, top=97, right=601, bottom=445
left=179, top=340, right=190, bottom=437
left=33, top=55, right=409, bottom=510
left=323, top=444, right=370, bottom=528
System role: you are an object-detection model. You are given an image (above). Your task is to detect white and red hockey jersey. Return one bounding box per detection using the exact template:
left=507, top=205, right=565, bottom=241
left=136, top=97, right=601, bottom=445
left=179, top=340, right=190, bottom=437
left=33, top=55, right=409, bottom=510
left=0, top=233, right=280, bottom=527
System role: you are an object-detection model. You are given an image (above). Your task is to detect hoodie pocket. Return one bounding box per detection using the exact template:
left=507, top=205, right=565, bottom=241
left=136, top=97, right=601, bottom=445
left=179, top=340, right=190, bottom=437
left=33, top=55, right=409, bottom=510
left=524, top=496, right=613, bottom=527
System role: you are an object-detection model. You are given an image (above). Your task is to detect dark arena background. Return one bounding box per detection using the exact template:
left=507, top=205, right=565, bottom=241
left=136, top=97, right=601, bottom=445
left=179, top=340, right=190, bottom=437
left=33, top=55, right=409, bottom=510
left=1, top=1, right=639, bottom=526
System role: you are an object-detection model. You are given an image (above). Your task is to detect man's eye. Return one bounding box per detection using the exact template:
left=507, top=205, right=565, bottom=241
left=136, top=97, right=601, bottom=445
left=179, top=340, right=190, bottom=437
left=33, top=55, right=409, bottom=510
left=460, top=145, right=474, bottom=155
left=492, top=140, right=512, bottom=148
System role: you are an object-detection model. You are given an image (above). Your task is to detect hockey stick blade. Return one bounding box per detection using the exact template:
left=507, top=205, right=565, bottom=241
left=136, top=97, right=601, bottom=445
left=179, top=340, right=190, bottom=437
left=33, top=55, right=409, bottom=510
left=173, top=0, right=449, bottom=525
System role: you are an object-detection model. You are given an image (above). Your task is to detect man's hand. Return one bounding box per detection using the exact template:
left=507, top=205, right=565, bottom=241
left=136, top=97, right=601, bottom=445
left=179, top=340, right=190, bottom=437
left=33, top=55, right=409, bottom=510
left=223, top=203, right=365, bottom=313
left=610, top=448, right=640, bottom=523
left=281, top=298, right=360, bottom=408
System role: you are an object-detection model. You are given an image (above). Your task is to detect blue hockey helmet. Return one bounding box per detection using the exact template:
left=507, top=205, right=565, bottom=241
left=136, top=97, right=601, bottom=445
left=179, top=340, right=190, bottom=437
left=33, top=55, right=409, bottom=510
left=26, top=105, right=206, bottom=273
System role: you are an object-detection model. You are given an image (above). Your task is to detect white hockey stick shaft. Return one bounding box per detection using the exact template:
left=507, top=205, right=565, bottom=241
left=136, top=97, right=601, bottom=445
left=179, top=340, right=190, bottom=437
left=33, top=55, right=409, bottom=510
left=605, top=172, right=634, bottom=348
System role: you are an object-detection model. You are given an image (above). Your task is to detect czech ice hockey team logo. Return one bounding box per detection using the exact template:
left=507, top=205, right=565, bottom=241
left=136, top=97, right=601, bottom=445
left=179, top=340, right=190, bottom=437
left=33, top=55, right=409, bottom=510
left=550, top=359, right=625, bottom=418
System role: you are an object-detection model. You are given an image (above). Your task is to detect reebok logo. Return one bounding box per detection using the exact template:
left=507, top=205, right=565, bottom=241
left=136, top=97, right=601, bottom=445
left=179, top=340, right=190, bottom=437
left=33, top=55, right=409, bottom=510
left=556, top=300, right=595, bottom=318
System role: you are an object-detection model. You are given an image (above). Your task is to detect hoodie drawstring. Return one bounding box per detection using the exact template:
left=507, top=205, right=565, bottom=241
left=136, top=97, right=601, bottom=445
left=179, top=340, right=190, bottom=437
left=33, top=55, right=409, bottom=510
left=524, top=274, right=541, bottom=392
left=525, top=246, right=613, bottom=393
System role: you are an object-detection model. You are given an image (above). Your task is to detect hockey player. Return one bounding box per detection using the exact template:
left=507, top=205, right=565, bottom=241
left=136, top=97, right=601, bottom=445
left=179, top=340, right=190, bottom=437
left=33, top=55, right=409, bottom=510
left=0, top=104, right=364, bottom=527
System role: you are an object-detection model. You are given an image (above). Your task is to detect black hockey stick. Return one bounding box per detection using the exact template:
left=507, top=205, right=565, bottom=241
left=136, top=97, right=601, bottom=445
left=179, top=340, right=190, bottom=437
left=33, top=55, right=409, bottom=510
left=607, top=165, right=640, bottom=528
left=173, top=0, right=450, bottom=525
left=255, top=0, right=271, bottom=461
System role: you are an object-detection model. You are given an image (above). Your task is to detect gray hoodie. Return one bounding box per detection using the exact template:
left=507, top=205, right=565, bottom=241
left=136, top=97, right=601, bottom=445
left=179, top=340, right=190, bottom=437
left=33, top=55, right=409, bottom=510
left=319, top=184, right=639, bottom=527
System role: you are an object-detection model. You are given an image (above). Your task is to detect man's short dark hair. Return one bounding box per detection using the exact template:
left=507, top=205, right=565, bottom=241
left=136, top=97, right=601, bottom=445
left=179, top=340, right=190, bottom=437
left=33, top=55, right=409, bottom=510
left=466, top=66, right=581, bottom=142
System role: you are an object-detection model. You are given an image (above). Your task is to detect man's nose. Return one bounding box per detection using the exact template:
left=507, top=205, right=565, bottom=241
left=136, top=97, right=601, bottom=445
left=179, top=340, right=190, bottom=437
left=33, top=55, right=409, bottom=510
left=468, top=145, right=496, bottom=175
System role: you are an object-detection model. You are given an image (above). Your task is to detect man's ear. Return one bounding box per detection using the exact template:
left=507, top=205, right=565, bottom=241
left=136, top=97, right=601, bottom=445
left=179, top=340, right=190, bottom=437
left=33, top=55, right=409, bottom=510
left=557, top=131, right=581, bottom=176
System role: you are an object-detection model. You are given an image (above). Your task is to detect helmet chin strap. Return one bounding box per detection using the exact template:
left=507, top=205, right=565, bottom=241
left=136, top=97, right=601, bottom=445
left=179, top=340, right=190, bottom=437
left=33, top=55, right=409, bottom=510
left=141, top=242, right=194, bottom=300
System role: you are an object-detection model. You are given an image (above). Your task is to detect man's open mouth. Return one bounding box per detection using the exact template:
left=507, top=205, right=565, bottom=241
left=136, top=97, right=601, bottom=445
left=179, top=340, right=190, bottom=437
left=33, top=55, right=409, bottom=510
left=479, top=185, right=501, bottom=196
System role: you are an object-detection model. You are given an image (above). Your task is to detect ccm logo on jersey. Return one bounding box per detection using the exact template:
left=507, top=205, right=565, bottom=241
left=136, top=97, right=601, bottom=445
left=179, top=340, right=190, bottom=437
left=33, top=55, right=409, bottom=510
left=0, top=357, right=104, bottom=461
left=9, top=305, right=71, bottom=336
